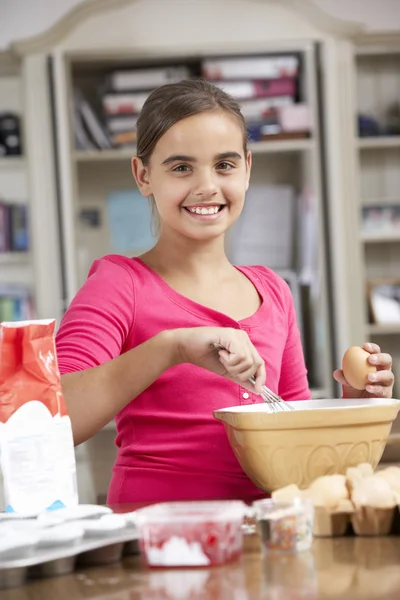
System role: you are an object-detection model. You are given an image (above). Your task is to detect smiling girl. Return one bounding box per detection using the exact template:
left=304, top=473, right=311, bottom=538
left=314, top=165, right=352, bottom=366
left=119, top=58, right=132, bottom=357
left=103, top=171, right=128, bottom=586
left=56, top=79, right=394, bottom=504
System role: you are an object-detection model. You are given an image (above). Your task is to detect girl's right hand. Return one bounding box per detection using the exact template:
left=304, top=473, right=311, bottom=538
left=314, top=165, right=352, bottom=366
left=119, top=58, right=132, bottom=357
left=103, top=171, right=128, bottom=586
left=167, top=327, right=266, bottom=393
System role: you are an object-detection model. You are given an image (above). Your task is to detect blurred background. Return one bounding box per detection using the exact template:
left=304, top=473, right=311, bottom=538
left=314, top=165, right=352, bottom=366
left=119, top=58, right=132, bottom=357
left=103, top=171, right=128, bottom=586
left=0, top=0, right=400, bottom=503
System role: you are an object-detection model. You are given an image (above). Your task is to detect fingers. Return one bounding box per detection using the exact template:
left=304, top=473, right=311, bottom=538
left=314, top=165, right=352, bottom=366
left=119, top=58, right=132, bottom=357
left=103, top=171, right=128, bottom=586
left=366, top=369, right=395, bottom=397
left=333, top=369, right=349, bottom=387
left=217, top=330, right=266, bottom=390
left=368, top=352, right=392, bottom=370
left=219, top=349, right=262, bottom=381
left=363, top=342, right=381, bottom=355
left=366, top=348, right=394, bottom=398
left=253, top=361, right=267, bottom=393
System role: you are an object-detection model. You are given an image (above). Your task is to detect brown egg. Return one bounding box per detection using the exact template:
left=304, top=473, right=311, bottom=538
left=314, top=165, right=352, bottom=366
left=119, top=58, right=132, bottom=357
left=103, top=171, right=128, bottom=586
left=342, top=346, right=377, bottom=391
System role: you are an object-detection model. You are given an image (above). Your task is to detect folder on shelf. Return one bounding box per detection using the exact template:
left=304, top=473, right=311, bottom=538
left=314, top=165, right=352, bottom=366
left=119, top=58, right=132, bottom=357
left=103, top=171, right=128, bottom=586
left=228, top=184, right=295, bottom=270
left=106, top=190, right=156, bottom=254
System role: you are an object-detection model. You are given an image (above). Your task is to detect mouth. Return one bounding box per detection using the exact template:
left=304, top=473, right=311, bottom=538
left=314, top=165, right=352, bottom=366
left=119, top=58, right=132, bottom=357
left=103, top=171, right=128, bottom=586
left=183, top=204, right=226, bottom=216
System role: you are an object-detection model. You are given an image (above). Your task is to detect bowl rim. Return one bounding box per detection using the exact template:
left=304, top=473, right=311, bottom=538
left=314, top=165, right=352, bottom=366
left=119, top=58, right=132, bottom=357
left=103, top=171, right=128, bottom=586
left=213, top=398, right=400, bottom=430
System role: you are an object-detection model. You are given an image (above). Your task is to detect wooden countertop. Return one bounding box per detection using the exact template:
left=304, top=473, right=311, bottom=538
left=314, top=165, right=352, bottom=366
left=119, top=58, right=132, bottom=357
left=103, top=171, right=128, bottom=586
left=3, top=533, right=400, bottom=600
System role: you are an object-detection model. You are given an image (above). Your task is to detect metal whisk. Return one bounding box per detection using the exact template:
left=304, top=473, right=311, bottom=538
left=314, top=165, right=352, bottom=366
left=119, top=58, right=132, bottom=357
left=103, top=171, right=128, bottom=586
left=211, top=343, right=294, bottom=413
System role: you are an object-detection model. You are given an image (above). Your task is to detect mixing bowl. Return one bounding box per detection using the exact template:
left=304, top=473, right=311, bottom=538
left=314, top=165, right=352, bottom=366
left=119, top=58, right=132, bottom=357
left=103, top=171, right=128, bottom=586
left=213, top=399, right=400, bottom=493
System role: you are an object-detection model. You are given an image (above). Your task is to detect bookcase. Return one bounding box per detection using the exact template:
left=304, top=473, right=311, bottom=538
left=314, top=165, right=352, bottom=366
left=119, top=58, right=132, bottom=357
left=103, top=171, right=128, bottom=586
left=0, top=51, right=33, bottom=322
left=353, top=36, right=400, bottom=397
left=352, top=35, right=400, bottom=449
left=11, top=0, right=365, bottom=502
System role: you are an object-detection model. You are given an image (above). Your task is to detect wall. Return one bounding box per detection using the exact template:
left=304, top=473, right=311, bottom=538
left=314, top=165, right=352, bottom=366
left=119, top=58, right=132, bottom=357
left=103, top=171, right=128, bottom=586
left=0, top=0, right=400, bottom=51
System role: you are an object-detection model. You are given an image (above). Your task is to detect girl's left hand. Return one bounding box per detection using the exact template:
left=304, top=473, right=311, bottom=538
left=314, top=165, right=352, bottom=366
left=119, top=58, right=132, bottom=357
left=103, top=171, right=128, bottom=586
left=333, top=343, right=394, bottom=399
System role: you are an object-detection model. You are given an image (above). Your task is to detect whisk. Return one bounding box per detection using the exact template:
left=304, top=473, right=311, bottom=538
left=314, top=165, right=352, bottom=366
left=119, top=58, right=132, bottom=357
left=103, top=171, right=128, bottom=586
left=211, top=342, right=294, bottom=413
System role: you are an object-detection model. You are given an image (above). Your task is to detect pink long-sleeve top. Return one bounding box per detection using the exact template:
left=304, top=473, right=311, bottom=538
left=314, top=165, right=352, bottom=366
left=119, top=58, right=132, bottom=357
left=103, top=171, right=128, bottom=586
left=56, top=256, right=311, bottom=504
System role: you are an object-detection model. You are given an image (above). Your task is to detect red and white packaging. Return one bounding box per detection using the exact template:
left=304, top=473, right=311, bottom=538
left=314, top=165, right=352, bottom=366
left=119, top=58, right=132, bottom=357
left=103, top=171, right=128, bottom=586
left=0, top=319, right=78, bottom=514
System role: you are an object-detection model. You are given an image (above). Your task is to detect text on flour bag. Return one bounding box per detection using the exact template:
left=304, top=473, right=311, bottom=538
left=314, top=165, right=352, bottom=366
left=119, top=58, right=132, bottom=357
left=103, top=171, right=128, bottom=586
left=0, top=319, right=78, bottom=514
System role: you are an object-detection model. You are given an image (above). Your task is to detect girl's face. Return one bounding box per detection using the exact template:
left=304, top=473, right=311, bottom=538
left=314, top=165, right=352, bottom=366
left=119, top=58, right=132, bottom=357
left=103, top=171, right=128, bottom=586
left=132, top=110, right=251, bottom=241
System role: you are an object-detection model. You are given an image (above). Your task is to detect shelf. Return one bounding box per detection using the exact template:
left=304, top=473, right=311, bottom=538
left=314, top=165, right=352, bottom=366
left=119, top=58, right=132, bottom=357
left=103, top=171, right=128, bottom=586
left=0, top=156, right=25, bottom=169
left=74, top=149, right=134, bottom=162
left=367, top=323, right=400, bottom=335
left=73, top=139, right=314, bottom=163
left=0, top=252, right=29, bottom=265
left=357, top=136, right=400, bottom=150
left=362, top=232, right=400, bottom=244
left=250, top=139, right=314, bottom=154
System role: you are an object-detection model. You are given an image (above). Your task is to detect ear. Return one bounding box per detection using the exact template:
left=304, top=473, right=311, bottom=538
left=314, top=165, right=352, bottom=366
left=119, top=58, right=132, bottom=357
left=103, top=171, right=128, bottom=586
left=245, top=150, right=252, bottom=191
left=132, top=156, right=153, bottom=197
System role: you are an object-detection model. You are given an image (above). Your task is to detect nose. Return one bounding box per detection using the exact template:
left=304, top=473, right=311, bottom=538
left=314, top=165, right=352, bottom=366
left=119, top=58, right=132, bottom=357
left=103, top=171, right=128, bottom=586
left=193, top=170, right=218, bottom=200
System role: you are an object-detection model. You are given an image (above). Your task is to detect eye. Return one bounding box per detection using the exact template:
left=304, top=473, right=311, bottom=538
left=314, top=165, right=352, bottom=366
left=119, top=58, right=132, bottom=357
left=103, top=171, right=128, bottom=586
left=216, top=161, right=234, bottom=171
left=172, top=164, right=191, bottom=172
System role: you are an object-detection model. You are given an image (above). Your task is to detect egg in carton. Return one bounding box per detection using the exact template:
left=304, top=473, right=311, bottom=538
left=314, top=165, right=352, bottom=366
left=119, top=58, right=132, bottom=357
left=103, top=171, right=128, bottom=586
left=346, top=463, right=400, bottom=536
left=272, top=475, right=354, bottom=537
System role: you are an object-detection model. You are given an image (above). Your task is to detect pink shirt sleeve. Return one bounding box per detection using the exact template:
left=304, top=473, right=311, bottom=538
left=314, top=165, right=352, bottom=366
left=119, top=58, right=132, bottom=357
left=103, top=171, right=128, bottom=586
left=278, top=279, right=312, bottom=401
left=56, top=257, right=135, bottom=374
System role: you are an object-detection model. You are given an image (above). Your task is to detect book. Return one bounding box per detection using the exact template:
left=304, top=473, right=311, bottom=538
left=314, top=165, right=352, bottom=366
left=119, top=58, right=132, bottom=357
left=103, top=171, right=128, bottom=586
left=110, top=131, right=137, bottom=148
left=213, top=78, right=296, bottom=100
left=75, top=89, right=112, bottom=149
left=0, top=202, right=29, bottom=252
left=202, top=56, right=299, bottom=80
left=106, top=115, right=138, bottom=133
left=108, top=66, right=191, bottom=92
left=0, top=202, right=10, bottom=252
left=240, top=96, right=294, bottom=120
left=0, top=284, right=33, bottom=322
left=72, top=92, right=96, bottom=151
left=9, top=204, right=28, bottom=251
left=102, top=92, right=150, bottom=116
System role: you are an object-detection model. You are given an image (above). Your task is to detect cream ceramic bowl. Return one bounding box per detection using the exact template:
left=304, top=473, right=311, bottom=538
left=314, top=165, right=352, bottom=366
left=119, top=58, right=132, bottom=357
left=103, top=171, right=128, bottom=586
left=214, top=399, right=400, bottom=493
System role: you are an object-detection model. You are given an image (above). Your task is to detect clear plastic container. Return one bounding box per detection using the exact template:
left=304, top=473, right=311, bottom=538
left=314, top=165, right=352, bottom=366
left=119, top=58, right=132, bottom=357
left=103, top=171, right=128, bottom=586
left=253, top=498, right=314, bottom=553
left=132, top=501, right=247, bottom=568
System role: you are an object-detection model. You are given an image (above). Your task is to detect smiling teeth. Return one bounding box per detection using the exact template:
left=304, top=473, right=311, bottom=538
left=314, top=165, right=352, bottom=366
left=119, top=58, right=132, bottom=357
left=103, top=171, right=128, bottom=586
left=188, top=206, right=220, bottom=215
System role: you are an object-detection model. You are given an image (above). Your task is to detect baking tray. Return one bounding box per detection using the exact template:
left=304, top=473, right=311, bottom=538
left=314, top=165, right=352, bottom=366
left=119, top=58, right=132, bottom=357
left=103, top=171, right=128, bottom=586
left=0, top=523, right=139, bottom=589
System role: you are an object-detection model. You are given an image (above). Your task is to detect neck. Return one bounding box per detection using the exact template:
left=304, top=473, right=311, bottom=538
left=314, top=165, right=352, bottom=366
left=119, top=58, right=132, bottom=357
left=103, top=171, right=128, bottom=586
left=143, top=227, right=232, bottom=278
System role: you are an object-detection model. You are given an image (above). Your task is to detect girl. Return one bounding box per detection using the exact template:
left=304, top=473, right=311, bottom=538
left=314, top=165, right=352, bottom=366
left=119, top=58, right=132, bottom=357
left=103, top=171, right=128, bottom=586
left=56, top=79, right=394, bottom=504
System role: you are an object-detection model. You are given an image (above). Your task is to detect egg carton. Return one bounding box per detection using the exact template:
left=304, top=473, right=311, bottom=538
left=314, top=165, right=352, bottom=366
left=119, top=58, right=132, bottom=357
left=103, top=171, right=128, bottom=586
left=313, top=503, right=400, bottom=537
left=0, top=506, right=140, bottom=590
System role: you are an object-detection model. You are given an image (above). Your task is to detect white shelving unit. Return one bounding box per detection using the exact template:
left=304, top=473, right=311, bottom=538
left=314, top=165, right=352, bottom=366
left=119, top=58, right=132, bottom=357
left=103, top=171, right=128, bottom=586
left=362, top=233, right=400, bottom=244
left=0, top=52, right=33, bottom=293
left=0, top=252, right=30, bottom=265
left=72, top=139, right=315, bottom=163
left=12, top=0, right=364, bottom=503
left=357, top=136, right=400, bottom=149
left=67, top=47, right=332, bottom=398
left=353, top=37, right=400, bottom=416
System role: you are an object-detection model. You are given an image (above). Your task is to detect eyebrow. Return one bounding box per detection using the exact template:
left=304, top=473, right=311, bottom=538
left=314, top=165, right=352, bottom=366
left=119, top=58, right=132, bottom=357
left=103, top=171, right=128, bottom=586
left=161, top=151, right=242, bottom=165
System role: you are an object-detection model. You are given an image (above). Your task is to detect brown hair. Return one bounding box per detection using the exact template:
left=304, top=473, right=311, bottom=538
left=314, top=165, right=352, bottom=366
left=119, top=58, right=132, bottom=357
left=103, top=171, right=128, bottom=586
left=136, top=79, right=248, bottom=165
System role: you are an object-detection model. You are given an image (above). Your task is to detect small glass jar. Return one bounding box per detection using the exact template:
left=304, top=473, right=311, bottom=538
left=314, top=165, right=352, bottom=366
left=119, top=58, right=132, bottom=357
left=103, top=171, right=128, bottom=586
left=253, top=498, right=314, bottom=553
